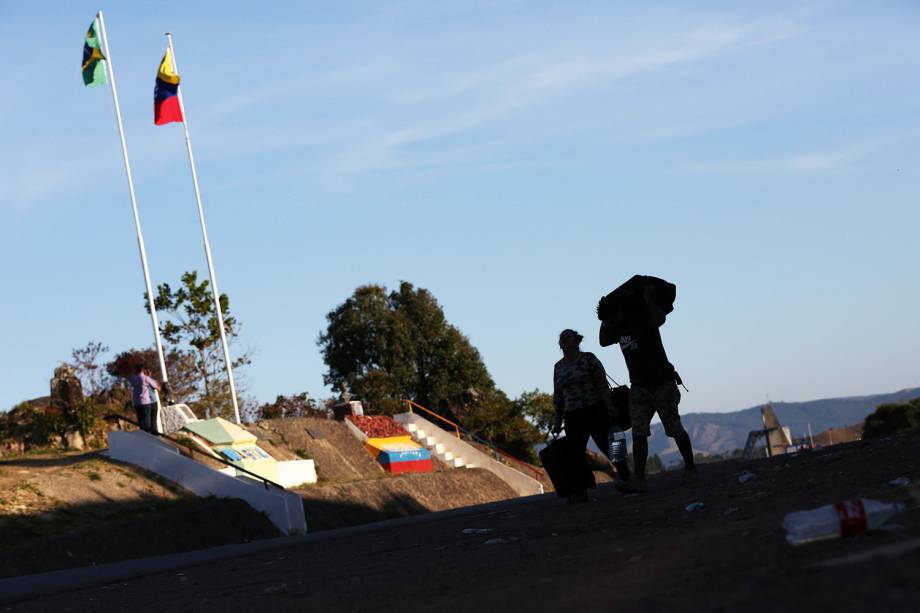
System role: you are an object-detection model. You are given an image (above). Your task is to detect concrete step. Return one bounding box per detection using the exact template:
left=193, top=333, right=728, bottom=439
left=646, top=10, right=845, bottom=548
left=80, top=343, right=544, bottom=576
left=406, top=427, right=462, bottom=466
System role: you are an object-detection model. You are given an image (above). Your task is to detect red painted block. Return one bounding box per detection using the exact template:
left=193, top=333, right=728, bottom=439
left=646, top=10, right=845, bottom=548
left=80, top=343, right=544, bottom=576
left=381, top=459, right=433, bottom=474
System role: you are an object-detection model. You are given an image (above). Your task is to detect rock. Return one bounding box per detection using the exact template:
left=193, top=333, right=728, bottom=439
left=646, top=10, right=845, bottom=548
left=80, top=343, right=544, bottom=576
left=63, top=429, right=85, bottom=450
left=160, top=404, right=199, bottom=435
left=738, top=471, right=756, bottom=483
left=50, top=365, right=83, bottom=412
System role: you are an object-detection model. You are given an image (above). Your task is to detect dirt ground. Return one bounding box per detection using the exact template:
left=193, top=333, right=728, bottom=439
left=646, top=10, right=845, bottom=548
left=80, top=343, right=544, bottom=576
left=295, top=468, right=516, bottom=530
left=7, top=429, right=919, bottom=612
left=251, top=417, right=535, bottom=531
left=247, top=418, right=386, bottom=482
left=0, top=452, right=279, bottom=578
left=0, top=419, right=533, bottom=574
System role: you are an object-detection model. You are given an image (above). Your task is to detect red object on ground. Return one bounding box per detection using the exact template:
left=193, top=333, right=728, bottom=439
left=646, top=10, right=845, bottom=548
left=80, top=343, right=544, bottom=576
left=380, top=459, right=433, bottom=474
left=346, top=415, right=410, bottom=438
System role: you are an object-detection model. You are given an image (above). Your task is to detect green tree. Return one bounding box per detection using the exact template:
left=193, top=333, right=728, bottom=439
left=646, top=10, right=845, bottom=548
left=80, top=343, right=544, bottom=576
left=463, top=390, right=542, bottom=462
left=515, top=389, right=556, bottom=436
left=319, top=282, right=541, bottom=460
left=149, top=271, right=251, bottom=419
left=318, top=282, right=494, bottom=413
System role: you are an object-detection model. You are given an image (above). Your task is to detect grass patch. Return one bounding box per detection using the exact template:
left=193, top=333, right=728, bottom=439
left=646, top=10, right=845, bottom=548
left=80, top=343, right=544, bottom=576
left=86, top=471, right=101, bottom=482
left=15, top=483, right=44, bottom=498
left=295, top=449, right=312, bottom=460
left=115, top=468, right=138, bottom=480
left=0, top=448, right=61, bottom=462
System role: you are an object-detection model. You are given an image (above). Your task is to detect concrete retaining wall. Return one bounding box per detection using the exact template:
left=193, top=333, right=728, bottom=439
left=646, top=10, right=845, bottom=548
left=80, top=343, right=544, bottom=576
left=107, top=431, right=307, bottom=535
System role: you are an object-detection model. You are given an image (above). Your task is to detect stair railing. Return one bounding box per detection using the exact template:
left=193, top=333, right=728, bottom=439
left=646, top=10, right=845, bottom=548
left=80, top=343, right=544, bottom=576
left=404, top=400, right=461, bottom=439
left=402, top=400, right=544, bottom=480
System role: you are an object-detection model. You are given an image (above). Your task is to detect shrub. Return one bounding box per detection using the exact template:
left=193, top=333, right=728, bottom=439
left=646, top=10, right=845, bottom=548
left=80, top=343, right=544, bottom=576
left=864, top=399, right=920, bottom=438
left=66, top=398, right=104, bottom=438
left=256, top=393, right=329, bottom=421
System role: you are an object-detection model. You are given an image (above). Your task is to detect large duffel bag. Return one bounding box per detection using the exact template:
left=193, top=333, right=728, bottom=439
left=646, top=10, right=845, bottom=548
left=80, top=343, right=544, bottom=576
left=596, top=275, right=676, bottom=329
left=539, top=435, right=595, bottom=498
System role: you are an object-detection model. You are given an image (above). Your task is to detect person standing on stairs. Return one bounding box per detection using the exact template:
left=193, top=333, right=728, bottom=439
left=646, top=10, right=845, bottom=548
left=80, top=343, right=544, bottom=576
left=553, top=329, right=631, bottom=503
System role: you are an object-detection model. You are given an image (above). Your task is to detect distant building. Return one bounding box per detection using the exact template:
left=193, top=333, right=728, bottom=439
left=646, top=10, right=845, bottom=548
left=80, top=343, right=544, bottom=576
left=743, top=404, right=864, bottom=459
left=761, top=405, right=793, bottom=455
left=807, top=423, right=863, bottom=447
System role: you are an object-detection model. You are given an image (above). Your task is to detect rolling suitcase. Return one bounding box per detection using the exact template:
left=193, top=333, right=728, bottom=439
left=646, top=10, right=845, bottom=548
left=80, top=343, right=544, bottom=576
left=539, top=435, right=595, bottom=498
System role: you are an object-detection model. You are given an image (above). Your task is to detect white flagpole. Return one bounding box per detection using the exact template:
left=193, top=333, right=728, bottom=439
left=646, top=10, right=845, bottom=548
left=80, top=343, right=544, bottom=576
left=96, top=11, right=170, bottom=392
left=165, top=33, right=242, bottom=424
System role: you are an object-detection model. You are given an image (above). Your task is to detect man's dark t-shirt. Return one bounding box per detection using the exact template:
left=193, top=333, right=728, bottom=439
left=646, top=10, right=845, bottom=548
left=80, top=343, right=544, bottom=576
left=619, top=326, right=676, bottom=387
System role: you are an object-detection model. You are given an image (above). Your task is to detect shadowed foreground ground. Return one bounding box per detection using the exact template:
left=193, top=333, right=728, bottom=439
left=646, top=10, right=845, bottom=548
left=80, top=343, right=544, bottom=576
left=6, top=429, right=920, bottom=612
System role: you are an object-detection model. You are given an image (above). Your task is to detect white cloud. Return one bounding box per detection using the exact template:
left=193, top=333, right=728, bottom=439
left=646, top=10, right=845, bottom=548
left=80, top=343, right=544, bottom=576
left=680, top=136, right=905, bottom=175
left=321, top=19, right=803, bottom=177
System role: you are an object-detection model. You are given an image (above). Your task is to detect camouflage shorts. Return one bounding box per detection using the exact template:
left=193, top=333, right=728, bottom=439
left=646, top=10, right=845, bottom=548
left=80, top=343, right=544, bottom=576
left=629, top=381, right=684, bottom=438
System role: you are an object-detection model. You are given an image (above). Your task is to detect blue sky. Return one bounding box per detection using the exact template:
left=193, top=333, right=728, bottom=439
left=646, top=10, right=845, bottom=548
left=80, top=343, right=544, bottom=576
left=2, top=1, right=919, bottom=415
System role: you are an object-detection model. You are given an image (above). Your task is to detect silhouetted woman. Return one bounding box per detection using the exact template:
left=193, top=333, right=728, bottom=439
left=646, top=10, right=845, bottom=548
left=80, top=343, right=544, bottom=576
left=130, top=364, right=160, bottom=433
left=553, top=329, right=630, bottom=502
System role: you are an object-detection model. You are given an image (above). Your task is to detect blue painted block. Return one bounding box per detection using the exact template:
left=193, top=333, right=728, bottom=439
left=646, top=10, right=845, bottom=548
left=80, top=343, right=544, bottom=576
left=378, top=447, right=432, bottom=464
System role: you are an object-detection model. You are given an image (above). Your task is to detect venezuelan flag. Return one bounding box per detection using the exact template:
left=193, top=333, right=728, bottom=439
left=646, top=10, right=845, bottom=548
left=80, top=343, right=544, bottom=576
left=154, top=49, right=183, bottom=125
left=82, top=20, right=106, bottom=87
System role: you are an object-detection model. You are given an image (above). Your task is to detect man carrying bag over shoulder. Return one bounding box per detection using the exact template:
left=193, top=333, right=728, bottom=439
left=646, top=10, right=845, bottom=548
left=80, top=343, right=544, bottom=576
left=598, top=276, right=696, bottom=493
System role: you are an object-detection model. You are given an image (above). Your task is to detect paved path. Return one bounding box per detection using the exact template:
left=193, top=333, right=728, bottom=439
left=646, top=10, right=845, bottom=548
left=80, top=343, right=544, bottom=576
left=4, top=432, right=920, bottom=612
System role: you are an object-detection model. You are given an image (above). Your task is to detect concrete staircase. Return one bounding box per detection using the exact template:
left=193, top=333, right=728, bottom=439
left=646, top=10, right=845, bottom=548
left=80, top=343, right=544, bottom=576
left=394, top=412, right=544, bottom=496
left=403, top=422, right=473, bottom=469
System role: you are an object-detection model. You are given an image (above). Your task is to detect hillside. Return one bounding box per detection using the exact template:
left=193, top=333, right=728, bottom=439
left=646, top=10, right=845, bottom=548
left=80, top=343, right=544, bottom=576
left=649, top=386, right=920, bottom=462
left=9, top=427, right=920, bottom=611
left=0, top=451, right=280, bottom=578
left=0, top=415, right=538, bottom=577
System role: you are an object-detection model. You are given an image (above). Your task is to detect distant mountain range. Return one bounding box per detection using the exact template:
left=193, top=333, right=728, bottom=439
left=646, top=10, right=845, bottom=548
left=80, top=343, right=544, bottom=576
left=647, top=387, right=920, bottom=463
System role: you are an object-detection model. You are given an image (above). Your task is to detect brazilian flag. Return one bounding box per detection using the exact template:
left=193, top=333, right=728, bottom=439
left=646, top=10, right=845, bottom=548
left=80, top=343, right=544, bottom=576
left=82, top=20, right=106, bottom=87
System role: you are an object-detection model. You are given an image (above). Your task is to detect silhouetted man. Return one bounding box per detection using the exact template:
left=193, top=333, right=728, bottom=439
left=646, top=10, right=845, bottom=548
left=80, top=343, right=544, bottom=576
left=600, top=284, right=695, bottom=492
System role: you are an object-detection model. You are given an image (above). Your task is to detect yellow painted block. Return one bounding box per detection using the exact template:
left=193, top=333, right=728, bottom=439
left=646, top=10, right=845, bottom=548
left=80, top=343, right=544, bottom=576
left=366, top=436, right=425, bottom=453
left=235, top=458, right=279, bottom=483
left=366, top=435, right=415, bottom=447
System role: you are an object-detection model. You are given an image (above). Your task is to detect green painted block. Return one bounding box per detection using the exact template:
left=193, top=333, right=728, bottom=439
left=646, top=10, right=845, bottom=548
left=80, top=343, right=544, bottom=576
left=183, top=417, right=257, bottom=446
